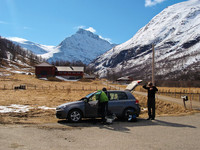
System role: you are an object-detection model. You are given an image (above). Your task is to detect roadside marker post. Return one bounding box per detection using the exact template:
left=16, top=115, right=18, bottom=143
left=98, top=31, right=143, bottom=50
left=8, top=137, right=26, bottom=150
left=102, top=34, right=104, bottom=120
left=181, top=96, right=188, bottom=109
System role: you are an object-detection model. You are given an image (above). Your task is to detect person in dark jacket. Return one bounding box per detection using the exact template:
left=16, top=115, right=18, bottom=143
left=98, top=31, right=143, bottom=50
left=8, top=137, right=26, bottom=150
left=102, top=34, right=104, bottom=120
left=143, top=82, right=158, bottom=120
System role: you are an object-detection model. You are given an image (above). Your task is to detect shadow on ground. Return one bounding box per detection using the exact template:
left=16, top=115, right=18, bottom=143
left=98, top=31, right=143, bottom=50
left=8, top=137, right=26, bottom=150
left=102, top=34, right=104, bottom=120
left=57, top=117, right=196, bottom=133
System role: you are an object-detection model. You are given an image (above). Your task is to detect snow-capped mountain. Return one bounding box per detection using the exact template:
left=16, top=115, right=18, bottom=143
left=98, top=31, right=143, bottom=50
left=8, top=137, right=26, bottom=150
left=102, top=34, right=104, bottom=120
left=7, top=37, right=57, bottom=57
left=7, top=29, right=116, bottom=64
left=48, top=28, right=116, bottom=64
left=90, top=0, right=200, bottom=80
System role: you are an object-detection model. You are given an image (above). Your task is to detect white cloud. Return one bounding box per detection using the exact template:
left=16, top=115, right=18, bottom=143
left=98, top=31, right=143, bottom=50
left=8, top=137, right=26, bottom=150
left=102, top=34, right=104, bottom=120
left=145, top=0, right=167, bottom=7
left=75, top=26, right=96, bottom=33
left=86, top=27, right=96, bottom=33
left=74, top=25, right=112, bottom=43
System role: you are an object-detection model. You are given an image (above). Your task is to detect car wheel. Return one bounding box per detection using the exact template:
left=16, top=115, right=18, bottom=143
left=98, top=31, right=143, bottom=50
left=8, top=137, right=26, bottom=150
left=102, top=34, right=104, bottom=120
left=123, top=108, right=137, bottom=122
left=68, top=109, right=82, bottom=123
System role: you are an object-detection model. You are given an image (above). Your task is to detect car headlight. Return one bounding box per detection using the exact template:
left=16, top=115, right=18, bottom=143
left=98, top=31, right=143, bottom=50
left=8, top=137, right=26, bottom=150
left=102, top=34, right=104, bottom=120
left=56, top=105, right=66, bottom=111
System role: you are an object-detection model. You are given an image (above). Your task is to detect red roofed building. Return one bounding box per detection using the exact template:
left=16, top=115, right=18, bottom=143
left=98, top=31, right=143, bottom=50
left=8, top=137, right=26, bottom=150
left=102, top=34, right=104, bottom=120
left=35, top=62, right=56, bottom=78
left=35, top=62, right=84, bottom=79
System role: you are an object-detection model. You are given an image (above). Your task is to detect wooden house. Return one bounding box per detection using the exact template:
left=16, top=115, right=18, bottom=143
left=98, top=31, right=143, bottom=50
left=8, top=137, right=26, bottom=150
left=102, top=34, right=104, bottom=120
left=55, top=66, right=84, bottom=79
left=35, top=62, right=56, bottom=78
left=35, top=62, right=84, bottom=79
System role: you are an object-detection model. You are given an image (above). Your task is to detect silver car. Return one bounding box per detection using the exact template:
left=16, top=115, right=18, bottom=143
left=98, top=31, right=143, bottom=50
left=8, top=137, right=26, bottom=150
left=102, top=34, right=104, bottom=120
left=56, top=90, right=140, bottom=122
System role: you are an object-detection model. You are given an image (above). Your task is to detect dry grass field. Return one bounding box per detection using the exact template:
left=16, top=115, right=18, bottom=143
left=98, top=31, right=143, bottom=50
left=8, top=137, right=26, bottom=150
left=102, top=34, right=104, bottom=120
left=0, top=72, right=199, bottom=124
left=135, top=86, right=200, bottom=101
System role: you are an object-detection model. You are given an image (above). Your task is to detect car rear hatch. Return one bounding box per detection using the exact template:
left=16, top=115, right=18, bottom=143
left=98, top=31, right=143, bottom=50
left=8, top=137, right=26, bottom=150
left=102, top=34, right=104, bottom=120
left=125, top=80, right=142, bottom=92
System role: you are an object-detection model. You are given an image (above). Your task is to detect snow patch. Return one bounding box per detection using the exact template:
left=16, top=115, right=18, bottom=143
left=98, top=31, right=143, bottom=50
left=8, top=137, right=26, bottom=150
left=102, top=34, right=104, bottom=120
left=0, top=104, right=32, bottom=113
left=0, top=104, right=56, bottom=113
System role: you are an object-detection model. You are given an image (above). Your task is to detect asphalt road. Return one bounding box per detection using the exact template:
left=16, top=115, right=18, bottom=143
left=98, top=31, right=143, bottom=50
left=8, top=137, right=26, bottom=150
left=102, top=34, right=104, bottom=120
left=0, top=113, right=200, bottom=150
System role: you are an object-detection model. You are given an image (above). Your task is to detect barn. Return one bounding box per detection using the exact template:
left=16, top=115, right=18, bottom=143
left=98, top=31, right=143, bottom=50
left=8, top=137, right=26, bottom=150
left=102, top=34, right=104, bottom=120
left=35, top=62, right=56, bottom=78
left=35, top=62, right=84, bottom=79
left=56, top=66, right=84, bottom=79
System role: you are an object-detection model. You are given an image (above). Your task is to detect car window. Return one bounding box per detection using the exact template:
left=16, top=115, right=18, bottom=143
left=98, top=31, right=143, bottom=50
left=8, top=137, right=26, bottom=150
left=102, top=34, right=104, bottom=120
left=118, top=92, right=128, bottom=100
left=109, top=93, right=118, bottom=100
left=88, top=93, right=97, bottom=101
left=108, top=92, right=128, bottom=101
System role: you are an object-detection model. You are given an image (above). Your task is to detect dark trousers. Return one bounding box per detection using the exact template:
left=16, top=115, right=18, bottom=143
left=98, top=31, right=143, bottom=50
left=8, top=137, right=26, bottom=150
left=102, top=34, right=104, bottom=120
left=148, top=98, right=155, bottom=119
left=99, top=101, right=108, bottom=122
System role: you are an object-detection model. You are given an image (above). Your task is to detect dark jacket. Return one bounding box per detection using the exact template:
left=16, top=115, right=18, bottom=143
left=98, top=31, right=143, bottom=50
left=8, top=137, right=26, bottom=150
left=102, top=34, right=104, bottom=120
left=143, top=85, right=158, bottom=99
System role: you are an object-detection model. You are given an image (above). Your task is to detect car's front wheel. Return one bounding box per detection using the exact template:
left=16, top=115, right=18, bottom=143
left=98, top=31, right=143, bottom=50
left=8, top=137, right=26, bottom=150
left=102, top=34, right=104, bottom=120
left=68, top=109, right=82, bottom=123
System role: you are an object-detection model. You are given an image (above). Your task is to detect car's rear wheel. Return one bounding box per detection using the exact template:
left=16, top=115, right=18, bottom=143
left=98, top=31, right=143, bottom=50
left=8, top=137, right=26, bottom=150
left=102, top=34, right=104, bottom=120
left=123, top=108, right=137, bottom=122
left=68, top=109, right=82, bottom=123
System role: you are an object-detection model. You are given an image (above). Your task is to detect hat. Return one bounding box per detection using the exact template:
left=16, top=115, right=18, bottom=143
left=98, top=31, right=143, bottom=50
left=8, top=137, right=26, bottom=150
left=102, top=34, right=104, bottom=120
left=102, top=87, right=107, bottom=92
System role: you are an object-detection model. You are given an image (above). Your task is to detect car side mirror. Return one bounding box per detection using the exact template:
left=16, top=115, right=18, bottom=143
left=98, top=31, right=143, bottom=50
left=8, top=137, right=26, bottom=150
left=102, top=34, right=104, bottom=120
left=81, top=97, right=89, bottom=102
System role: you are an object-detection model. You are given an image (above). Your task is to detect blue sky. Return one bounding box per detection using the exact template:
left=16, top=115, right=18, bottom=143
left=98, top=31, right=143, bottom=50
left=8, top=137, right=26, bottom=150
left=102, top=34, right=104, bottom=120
left=0, top=0, right=187, bottom=46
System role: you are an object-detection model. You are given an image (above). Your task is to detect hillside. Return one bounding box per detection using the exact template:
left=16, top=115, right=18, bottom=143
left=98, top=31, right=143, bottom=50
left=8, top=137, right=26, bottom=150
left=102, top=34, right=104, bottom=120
left=90, top=0, right=200, bottom=81
left=0, top=36, right=41, bottom=71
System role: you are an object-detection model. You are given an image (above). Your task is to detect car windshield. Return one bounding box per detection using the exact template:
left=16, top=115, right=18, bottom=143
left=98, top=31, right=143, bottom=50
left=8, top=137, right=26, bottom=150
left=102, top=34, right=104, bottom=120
left=80, top=92, right=96, bottom=100
left=85, top=92, right=94, bottom=98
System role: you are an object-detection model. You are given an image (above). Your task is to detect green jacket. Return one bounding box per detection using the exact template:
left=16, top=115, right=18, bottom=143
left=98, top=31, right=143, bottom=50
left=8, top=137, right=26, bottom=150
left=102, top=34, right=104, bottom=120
left=95, top=90, right=108, bottom=103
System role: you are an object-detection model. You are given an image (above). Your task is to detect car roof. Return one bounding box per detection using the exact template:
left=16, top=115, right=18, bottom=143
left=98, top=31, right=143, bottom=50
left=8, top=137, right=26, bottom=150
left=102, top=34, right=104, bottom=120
left=107, top=90, right=130, bottom=93
left=107, top=90, right=135, bottom=99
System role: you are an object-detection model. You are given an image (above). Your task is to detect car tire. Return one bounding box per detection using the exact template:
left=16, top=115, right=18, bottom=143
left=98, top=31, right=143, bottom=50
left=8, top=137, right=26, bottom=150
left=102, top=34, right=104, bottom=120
left=68, top=109, right=82, bottom=123
left=123, top=108, right=137, bottom=122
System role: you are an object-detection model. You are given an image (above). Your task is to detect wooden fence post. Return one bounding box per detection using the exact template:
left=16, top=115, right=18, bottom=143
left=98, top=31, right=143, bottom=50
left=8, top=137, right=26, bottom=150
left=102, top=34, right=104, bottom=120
left=199, top=93, right=200, bottom=102
left=190, top=93, right=193, bottom=110
left=183, top=99, right=186, bottom=109
left=174, top=89, right=176, bottom=98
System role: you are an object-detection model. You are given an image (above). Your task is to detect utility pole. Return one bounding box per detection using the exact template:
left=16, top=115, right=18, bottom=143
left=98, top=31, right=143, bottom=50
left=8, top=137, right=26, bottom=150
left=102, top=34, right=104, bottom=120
left=152, top=44, right=155, bottom=86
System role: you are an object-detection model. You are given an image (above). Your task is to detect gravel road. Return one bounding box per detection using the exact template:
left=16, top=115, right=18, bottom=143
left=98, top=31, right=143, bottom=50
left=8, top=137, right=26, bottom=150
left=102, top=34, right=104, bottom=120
left=0, top=113, right=200, bottom=150
left=133, top=91, right=200, bottom=110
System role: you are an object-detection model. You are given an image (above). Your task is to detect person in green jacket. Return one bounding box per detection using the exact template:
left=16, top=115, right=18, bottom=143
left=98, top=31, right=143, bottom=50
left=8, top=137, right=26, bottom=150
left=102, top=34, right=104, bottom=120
left=96, top=88, right=109, bottom=123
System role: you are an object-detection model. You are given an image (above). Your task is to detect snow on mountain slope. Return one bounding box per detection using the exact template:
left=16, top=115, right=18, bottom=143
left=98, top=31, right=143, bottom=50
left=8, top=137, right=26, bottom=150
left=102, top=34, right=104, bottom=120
left=48, top=28, right=116, bottom=64
left=7, top=29, right=115, bottom=64
left=7, top=37, right=57, bottom=57
left=91, top=0, right=200, bottom=80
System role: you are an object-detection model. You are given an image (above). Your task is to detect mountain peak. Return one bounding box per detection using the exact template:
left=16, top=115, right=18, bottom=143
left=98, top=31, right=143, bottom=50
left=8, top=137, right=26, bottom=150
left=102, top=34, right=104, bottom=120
left=76, top=28, right=99, bottom=40
left=48, top=28, right=116, bottom=64
left=76, top=28, right=89, bottom=34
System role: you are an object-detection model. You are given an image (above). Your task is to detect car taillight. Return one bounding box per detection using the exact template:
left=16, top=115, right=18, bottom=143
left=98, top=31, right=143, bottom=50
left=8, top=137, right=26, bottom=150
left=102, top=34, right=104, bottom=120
left=135, top=99, right=139, bottom=104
